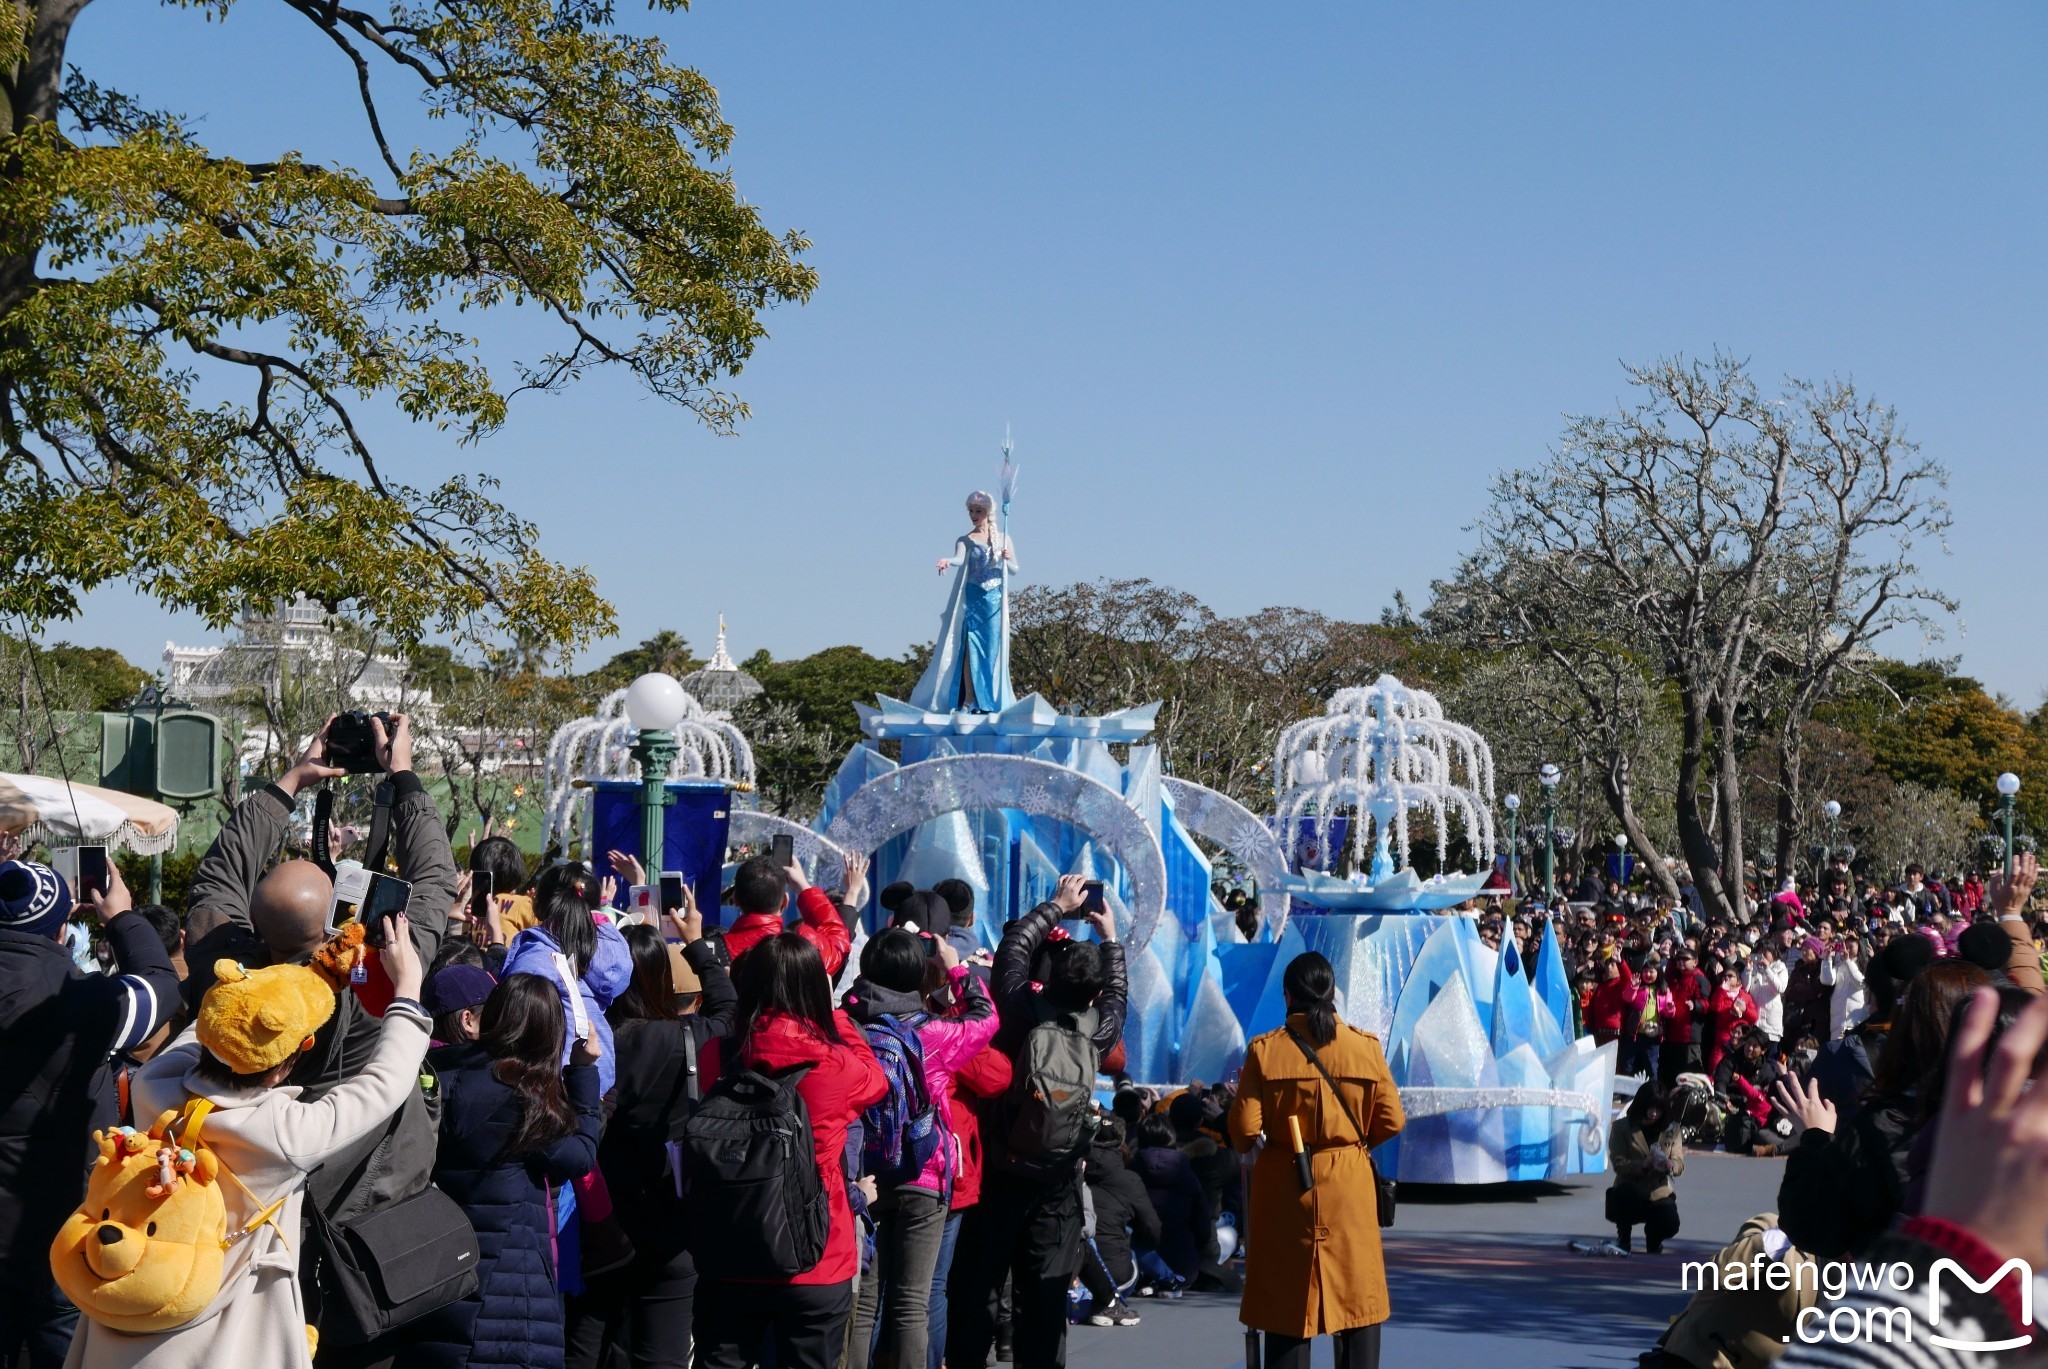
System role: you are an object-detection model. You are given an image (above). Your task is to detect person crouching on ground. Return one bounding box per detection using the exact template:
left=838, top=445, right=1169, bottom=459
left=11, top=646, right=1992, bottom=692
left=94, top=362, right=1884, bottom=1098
left=1606, top=1081, right=1684, bottom=1254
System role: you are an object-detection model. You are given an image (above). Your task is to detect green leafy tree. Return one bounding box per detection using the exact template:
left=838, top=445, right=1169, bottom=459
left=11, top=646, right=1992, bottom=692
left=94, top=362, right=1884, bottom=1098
left=40, top=643, right=148, bottom=710
left=587, top=630, right=701, bottom=691
left=0, top=0, right=814, bottom=647
left=749, top=644, right=917, bottom=742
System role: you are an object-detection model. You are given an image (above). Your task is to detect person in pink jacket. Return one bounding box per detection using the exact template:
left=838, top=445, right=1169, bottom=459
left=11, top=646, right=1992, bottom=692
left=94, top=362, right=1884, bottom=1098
left=842, top=916, right=999, bottom=1369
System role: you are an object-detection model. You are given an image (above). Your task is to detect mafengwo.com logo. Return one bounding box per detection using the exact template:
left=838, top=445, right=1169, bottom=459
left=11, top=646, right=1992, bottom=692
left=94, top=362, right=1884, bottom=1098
left=1680, top=1252, right=2035, bottom=1350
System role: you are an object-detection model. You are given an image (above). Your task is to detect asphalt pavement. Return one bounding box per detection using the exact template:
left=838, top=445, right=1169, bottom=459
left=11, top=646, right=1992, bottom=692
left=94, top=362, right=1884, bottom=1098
left=1064, top=1151, right=1789, bottom=1369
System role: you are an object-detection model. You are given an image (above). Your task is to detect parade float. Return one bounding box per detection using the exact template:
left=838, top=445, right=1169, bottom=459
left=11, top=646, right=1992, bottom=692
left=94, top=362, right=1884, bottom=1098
left=542, top=445, right=1611, bottom=1182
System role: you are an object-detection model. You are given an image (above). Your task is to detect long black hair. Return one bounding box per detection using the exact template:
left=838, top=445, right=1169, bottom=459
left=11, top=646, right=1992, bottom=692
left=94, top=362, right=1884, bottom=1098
left=613, top=924, right=679, bottom=1022
left=480, top=973, right=577, bottom=1156
left=734, top=932, right=842, bottom=1054
left=1282, top=951, right=1340, bottom=1047
left=1134, top=1112, right=1178, bottom=1152
left=534, top=861, right=600, bottom=977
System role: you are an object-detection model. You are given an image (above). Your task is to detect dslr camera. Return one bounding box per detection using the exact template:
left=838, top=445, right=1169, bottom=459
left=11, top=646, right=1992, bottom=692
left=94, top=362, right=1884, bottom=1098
left=324, top=710, right=398, bottom=774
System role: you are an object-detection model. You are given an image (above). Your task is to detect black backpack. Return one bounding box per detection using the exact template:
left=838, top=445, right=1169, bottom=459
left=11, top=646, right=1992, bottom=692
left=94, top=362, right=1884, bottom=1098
left=1003, top=1005, right=1100, bottom=1173
left=680, top=1062, right=829, bottom=1278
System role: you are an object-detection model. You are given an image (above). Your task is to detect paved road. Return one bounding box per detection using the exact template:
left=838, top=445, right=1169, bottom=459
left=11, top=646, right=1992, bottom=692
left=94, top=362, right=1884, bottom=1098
left=1064, top=1152, right=1788, bottom=1369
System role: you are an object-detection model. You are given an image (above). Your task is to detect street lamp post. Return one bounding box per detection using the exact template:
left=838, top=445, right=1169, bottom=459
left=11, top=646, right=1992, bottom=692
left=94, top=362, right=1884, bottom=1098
left=625, top=673, right=691, bottom=883
left=1538, top=764, right=1561, bottom=905
left=1997, top=773, right=2022, bottom=882
left=1822, top=799, right=1842, bottom=883
left=1502, top=793, right=1521, bottom=897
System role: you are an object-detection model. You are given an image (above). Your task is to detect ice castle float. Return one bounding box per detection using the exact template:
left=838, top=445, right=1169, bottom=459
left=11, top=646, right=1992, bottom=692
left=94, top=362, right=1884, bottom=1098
left=777, top=669, right=1610, bottom=1184
left=542, top=551, right=1609, bottom=1182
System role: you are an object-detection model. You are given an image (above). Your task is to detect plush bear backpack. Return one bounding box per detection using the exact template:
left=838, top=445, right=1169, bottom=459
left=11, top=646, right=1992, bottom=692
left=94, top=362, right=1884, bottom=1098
left=50, top=1099, right=285, bottom=1333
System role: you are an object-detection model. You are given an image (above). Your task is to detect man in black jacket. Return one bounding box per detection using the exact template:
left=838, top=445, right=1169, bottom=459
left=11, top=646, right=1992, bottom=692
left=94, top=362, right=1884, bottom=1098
left=182, top=713, right=458, bottom=1364
left=0, top=859, right=179, bottom=1367
left=950, top=874, right=1127, bottom=1369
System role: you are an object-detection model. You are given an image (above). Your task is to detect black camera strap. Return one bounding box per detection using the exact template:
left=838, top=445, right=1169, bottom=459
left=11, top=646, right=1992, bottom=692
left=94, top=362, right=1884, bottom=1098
left=363, top=779, right=396, bottom=873
left=310, top=788, right=337, bottom=880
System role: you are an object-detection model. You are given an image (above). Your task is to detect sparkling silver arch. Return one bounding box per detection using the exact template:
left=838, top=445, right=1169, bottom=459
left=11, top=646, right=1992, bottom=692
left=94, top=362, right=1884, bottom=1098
left=1161, top=778, right=1294, bottom=938
left=728, top=810, right=850, bottom=884
left=822, top=754, right=1171, bottom=955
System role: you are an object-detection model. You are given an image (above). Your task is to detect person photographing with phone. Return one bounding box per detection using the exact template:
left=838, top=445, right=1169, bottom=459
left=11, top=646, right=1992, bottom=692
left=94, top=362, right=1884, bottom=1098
left=720, top=841, right=852, bottom=978
left=947, top=873, right=1127, bottom=1369
left=0, top=857, right=180, bottom=1365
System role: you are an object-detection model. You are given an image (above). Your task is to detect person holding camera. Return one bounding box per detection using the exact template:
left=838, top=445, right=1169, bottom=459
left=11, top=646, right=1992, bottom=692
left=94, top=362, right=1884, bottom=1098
left=180, top=712, right=459, bottom=1363
left=946, top=873, right=1126, bottom=1369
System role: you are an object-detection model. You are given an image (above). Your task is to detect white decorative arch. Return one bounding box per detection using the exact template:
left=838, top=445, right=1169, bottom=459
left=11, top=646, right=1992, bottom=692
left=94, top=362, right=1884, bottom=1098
left=822, top=754, right=1171, bottom=955
left=727, top=810, right=850, bottom=883
left=1161, top=778, right=1294, bottom=938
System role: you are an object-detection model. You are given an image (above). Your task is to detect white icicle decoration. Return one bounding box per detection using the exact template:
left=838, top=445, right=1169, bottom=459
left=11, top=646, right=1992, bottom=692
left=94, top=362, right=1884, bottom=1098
left=1271, top=674, right=1496, bottom=875
left=542, top=685, right=757, bottom=852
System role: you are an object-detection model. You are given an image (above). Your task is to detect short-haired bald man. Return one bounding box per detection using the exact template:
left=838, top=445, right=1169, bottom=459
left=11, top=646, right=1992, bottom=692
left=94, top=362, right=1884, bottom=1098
left=179, top=712, right=457, bottom=1246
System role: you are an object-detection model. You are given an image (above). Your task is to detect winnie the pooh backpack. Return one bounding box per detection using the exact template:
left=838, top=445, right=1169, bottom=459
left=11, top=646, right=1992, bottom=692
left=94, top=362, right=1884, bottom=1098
left=51, top=1095, right=288, bottom=1332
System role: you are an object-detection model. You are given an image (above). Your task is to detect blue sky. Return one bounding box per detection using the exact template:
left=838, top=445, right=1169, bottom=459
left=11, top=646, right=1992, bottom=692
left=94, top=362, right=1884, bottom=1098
left=66, top=4, right=2048, bottom=703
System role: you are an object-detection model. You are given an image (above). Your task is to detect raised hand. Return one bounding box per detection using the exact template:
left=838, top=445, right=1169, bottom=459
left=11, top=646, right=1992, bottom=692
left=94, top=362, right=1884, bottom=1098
left=371, top=712, right=413, bottom=775
left=1991, top=852, right=2039, bottom=917
left=1923, top=989, right=2048, bottom=1270
left=606, top=848, right=647, bottom=889
left=1772, top=1075, right=1837, bottom=1136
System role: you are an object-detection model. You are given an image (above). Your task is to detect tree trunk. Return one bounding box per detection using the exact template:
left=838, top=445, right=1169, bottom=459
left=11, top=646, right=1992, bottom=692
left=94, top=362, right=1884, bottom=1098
left=1714, top=695, right=1747, bottom=915
left=1674, top=694, right=1737, bottom=924
left=1599, top=748, right=1682, bottom=905
left=1775, top=721, right=1804, bottom=883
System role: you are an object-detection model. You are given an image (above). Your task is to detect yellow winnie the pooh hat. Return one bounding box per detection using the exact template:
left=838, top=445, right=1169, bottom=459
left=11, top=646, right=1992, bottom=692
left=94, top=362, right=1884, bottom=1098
left=196, top=923, right=367, bottom=1075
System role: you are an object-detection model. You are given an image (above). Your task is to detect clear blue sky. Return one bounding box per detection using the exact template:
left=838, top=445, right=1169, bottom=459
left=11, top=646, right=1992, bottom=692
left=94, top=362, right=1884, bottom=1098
left=66, top=4, right=2048, bottom=703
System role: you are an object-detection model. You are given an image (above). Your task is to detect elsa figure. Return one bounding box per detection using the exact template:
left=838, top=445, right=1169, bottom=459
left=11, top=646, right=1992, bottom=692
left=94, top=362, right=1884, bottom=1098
left=908, top=490, right=1018, bottom=713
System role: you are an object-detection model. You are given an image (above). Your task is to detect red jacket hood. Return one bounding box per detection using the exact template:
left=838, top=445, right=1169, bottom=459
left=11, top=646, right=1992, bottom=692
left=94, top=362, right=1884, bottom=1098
left=736, top=1010, right=842, bottom=1071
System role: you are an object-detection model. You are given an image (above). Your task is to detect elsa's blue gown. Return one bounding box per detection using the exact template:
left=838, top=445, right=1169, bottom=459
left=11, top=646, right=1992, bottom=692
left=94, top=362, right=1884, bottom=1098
left=909, top=533, right=1016, bottom=714
left=958, top=539, right=1004, bottom=710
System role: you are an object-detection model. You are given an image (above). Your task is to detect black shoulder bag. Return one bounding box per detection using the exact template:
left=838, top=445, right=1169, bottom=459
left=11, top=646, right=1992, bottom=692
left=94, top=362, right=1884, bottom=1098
left=1284, top=1027, right=1396, bottom=1228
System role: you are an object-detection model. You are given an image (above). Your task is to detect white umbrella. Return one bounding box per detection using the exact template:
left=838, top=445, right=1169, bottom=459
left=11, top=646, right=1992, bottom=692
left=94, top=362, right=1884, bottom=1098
left=0, top=773, right=181, bottom=854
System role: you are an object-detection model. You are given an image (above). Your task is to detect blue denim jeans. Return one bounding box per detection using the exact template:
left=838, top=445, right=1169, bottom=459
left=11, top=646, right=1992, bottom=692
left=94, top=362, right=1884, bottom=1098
left=926, top=1210, right=964, bottom=1369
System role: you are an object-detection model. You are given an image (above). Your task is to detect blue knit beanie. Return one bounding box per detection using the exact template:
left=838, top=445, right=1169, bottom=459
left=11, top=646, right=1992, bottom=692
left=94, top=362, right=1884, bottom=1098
left=0, top=861, right=73, bottom=939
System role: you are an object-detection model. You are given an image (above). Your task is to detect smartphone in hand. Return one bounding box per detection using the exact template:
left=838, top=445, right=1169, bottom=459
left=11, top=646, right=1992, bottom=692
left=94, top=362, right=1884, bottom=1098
left=1077, top=880, right=1106, bottom=918
left=770, top=834, right=796, bottom=868
left=75, top=845, right=110, bottom=899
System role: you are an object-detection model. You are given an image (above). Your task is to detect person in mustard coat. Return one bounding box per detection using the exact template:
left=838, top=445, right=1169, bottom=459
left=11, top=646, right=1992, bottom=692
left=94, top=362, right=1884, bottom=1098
left=1228, top=952, right=1405, bottom=1369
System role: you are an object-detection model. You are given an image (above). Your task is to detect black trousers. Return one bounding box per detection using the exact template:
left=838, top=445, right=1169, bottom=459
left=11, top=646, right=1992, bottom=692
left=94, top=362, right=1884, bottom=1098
left=1658, top=1041, right=1702, bottom=1090
left=0, top=1280, right=76, bottom=1369
left=565, top=1247, right=698, bottom=1369
left=947, top=1172, right=1083, bottom=1369
left=1262, top=1323, right=1381, bottom=1369
left=694, top=1277, right=852, bottom=1369
left=1617, top=1196, right=1682, bottom=1251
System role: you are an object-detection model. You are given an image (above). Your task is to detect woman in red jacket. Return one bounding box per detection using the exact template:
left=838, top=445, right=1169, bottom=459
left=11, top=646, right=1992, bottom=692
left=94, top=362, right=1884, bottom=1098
left=1705, top=965, right=1759, bottom=1071
left=696, top=933, right=887, bottom=1369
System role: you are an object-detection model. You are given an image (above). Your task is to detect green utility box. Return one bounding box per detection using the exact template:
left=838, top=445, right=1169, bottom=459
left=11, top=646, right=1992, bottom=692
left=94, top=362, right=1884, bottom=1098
left=100, top=709, right=222, bottom=800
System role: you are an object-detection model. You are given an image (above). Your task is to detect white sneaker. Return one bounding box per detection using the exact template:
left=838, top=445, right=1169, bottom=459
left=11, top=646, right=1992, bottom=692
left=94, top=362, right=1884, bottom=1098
left=1087, top=1313, right=1114, bottom=1327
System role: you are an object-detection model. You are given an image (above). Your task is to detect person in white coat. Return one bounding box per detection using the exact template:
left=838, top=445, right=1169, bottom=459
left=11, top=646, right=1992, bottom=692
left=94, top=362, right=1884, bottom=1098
left=1744, top=945, right=1789, bottom=1044
left=63, top=919, right=429, bottom=1369
left=1820, top=936, right=1867, bottom=1040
